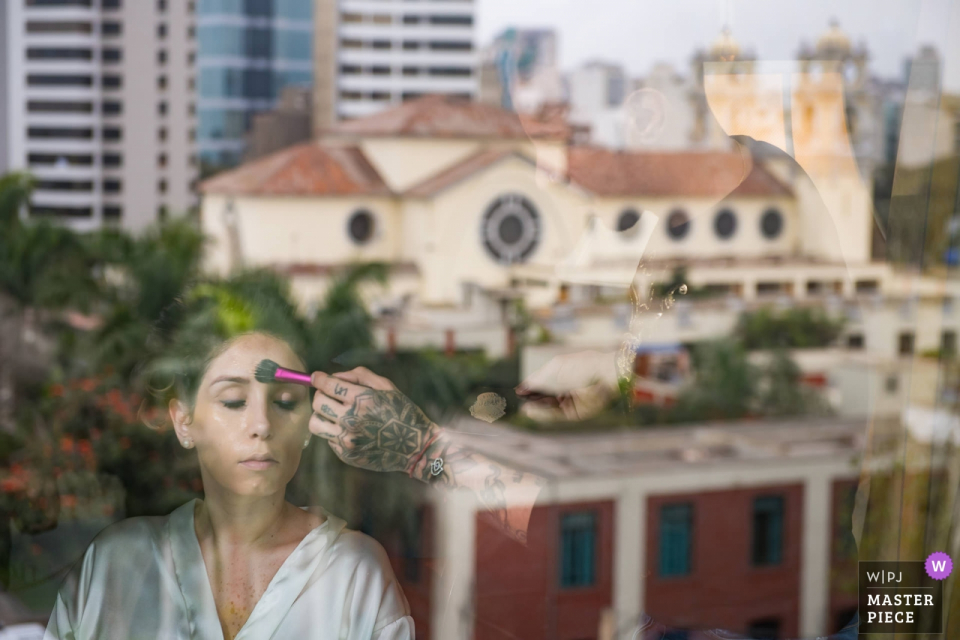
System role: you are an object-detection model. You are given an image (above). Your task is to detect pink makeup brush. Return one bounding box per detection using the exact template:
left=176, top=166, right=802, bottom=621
left=253, top=359, right=313, bottom=386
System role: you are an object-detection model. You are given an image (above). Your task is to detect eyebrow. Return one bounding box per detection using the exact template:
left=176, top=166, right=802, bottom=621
left=210, top=376, right=249, bottom=386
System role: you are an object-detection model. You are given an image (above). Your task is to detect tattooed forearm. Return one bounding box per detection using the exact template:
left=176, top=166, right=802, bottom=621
left=319, top=383, right=544, bottom=543
left=413, top=436, right=545, bottom=544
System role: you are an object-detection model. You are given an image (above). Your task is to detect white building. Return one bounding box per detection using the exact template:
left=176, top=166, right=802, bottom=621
left=0, top=0, right=197, bottom=231
left=565, top=60, right=628, bottom=146
left=313, top=0, right=478, bottom=126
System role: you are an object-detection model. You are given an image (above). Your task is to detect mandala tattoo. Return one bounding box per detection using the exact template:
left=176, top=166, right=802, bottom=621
left=327, top=387, right=545, bottom=545
left=336, top=389, right=434, bottom=473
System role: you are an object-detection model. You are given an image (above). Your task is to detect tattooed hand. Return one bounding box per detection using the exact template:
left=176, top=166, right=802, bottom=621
left=309, top=367, right=440, bottom=475
left=310, top=366, right=546, bottom=544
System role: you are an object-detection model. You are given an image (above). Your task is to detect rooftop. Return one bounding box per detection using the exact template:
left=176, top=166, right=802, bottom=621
left=446, top=416, right=867, bottom=480
left=325, top=94, right=569, bottom=141
left=199, top=142, right=391, bottom=197
left=567, top=147, right=793, bottom=198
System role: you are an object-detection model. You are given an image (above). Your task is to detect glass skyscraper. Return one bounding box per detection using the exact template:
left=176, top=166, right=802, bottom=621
left=197, top=0, right=312, bottom=172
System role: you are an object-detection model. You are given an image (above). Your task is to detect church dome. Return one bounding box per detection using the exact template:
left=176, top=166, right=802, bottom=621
left=816, top=20, right=851, bottom=55
left=710, top=26, right=741, bottom=61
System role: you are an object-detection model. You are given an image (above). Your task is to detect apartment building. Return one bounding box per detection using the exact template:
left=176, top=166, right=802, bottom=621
left=1, top=0, right=197, bottom=232
left=313, top=0, right=478, bottom=128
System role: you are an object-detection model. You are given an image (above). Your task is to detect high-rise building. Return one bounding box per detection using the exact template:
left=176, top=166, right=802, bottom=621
left=478, top=28, right=563, bottom=112
left=1, top=0, right=197, bottom=232
left=313, top=0, right=478, bottom=130
left=196, top=0, right=312, bottom=172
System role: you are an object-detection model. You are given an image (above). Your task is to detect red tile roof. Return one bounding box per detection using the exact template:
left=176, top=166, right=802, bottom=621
left=567, top=147, right=793, bottom=198
left=199, top=142, right=391, bottom=196
left=326, top=94, right=567, bottom=140
left=405, top=149, right=534, bottom=197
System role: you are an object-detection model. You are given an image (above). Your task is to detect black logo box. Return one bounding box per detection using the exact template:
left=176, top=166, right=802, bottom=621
left=858, top=562, right=943, bottom=634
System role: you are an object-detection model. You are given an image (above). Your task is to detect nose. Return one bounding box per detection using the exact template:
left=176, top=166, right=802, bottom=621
left=246, top=391, right=273, bottom=440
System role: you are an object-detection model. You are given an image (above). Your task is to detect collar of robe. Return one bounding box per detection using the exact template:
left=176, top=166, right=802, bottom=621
left=165, top=498, right=347, bottom=640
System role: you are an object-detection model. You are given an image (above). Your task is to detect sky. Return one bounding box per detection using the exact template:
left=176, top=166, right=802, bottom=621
left=476, top=0, right=960, bottom=91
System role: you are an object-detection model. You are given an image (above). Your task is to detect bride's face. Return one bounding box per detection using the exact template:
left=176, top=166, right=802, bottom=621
left=179, top=333, right=312, bottom=497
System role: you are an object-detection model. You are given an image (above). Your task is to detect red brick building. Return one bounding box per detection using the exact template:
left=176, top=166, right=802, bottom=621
left=392, top=417, right=864, bottom=639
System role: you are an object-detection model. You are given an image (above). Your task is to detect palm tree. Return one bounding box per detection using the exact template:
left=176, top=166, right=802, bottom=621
left=303, top=262, right=387, bottom=371
left=82, top=218, right=205, bottom=377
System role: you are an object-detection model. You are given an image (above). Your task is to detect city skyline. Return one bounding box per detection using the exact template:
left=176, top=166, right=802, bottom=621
left=477, top=0, right=960, bottom=91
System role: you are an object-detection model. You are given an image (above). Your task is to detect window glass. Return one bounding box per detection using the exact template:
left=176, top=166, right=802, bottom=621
left=348, top=210, right=376, bottom=244
left=198, top=109, right=248, bottom=139
left=4, top=6, right=957, bottom=640
left=714, top=208, right=737, bottom=239
left=559, top=511, right=596, bottom=588
left=759, top=208, right=783, bottom=239
left=617, top=208, right=641, bottom=232
left=659, top=504, right=693, bottom=577
left=276, top=0, right=311, bottom=20
left=666, top=209, right=690, bottom=240
left=751, top=496, right=784, bottom=566
left=275, top=30, right=311, bottom=59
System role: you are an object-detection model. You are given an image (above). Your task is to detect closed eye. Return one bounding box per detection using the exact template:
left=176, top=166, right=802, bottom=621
left=274, top=400, right=299, bottom=411
left=221, top=400, right=245, bottom=410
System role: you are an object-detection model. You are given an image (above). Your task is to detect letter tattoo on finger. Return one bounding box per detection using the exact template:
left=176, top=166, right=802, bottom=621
left=320, top=405, right=337, bottom=419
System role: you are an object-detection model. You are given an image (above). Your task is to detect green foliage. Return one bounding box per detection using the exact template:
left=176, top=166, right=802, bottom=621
left=756, top=348, right=826, bottom=416
left=672, top=340, right=758, bottom=421
left=875, top=156, right=960, bottom=268
left=0, top=172, right=33, bottom=233
left=515, top=340, right=829, bottom=432
left=0, top=220, right=97, bottom=310
left=305, top=263, right=386, bottom=370
left=82, top=218, right=206, bottom=377
left=735, top=306, right=845, bottom=350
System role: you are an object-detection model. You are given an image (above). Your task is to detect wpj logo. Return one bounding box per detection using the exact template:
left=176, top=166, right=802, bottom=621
left=858, top=555, right=949, bottom=634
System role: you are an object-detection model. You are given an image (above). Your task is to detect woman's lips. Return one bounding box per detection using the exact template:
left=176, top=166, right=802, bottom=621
left=240, top=459, right=278, bottom=470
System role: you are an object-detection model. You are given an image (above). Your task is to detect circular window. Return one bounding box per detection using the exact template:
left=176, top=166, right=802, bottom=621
left=617, top=208, right=641, bottom=233
left=481, top=194, right=540, bottom=264
left=760, top=208, right=783, bottom=239
left=347, top=209, right=375, bottom=244
left=714, top=209, right=737, bottom=239
left=666, top=209, right=690, bottom=240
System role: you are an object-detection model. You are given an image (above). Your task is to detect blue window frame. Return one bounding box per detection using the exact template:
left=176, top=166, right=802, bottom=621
left=659, top=503, right=692, bottom=577
left=752, top=495, right=784, bottom=566
left=559, top=511, right=596, bottom=588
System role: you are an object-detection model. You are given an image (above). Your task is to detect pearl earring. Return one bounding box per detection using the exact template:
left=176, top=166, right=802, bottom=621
left=182, top=437, right=193, bottom=449
left=303, top=437, right=310, bottom=449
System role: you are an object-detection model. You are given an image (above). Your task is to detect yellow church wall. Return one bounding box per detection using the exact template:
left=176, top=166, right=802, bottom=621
left=355, top=137, right=569, bottom=195
left=517, top=140, right=569, bottom=177
left=412, top=155, right=584, bottom=305
left=200, top=193, right=402, bottom=272
left=586, top=195, right=799, bottom=261
left=358, top=138, right=482, bottom=193
left=200, top=194, right=234, bottom=276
